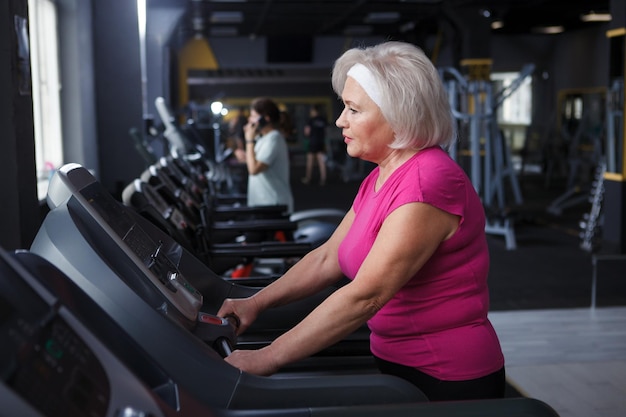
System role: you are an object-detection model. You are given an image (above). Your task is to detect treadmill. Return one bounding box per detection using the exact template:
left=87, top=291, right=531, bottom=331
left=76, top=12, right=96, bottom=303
left=0, top=247, right=561, bottom=417
left=32, top=163, right=369, bottom=355
left=23, top=163, right=562, bottom=416
left=29, top=163, right=424, bottom=409
left=0, top=247, right=213, bottom=417
left=140, top=163, right=301, bottom=244
left=121, top=177, right=311, bottom=279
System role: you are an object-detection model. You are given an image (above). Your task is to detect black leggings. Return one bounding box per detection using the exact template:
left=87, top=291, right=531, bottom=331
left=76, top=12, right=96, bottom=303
left=374, top=356, right=506, bottom=402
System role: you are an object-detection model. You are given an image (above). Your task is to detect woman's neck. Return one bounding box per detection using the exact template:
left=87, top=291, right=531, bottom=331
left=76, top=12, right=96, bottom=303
left=259, top=125, right=274, bottom=136
left=376, top=148, right=419, bottom=189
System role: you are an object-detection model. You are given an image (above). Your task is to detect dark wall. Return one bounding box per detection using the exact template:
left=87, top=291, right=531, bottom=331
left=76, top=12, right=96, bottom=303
left=92, top=0, right=145, bottom=198
left=552, top=28, right=610, bottom=90
left=189, top=79, right=335, bottom=102
left=0, top=0, right=39, bottom=250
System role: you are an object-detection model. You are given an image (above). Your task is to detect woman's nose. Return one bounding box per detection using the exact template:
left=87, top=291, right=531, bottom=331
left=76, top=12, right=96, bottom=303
left=335, top=110, right=346, bottom=128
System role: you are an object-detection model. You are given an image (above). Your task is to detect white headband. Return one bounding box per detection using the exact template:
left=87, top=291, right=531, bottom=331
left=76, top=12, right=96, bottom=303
left=347, top=63, right=382, bottom=108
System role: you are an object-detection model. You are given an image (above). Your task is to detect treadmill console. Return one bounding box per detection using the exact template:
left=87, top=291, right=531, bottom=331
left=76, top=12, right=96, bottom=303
left=54, top=164, right=203, bottom=322
left=0, top=250, right=172, bottom=417
left=1, top=296, right=110, bottom=416
left=81, top=181, right=199, bottom=296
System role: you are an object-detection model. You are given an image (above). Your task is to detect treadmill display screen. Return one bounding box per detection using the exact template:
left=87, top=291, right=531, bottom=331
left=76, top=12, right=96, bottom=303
left=79, top=182, right=165, bottom=268
left=0, top=282, right=110, bottom=417
left=75, top=180, right=203, bottom=320
left=81, top=183, right=151, bottom=249
left=9, top=316, right=111, bottom=417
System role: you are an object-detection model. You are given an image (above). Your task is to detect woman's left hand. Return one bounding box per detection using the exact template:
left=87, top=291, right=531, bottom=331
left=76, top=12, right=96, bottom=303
left=225, top=346, right=280, bottom=376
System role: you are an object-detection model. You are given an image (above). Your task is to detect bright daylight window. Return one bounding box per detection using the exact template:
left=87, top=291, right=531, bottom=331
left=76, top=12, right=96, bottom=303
left=491, top=71, right=533, bottom=157
left=28, top=0, right=63, bottom=200
left=492, top=71, right=532, bottom=126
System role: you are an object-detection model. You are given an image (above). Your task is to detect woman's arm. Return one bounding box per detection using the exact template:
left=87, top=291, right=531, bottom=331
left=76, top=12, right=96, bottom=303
left=225, top=202, right=459, bottom=375
left=243, top=140, right=268, bottom=174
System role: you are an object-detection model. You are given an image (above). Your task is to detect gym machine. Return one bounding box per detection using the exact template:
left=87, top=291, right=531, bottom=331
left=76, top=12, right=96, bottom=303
left=1, top=247, right=561, bottom=417
left=439, top=64, right=533, bottom=249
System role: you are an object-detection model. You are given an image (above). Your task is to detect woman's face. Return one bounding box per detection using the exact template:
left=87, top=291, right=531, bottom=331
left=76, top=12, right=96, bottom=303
left=249, top=109, right=261, bottom=124
left=335, top=77, right=395, bottom=164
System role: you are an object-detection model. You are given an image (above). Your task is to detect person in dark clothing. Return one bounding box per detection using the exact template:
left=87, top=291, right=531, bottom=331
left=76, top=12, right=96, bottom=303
left=302, top=104, right=328, bottom=186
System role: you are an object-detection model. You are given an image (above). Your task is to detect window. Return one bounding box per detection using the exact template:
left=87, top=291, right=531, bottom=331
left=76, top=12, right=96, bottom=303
left=492, top=71, right=533, bottom=153
left=492, top=71, right=532, bottom=126
left=28, top=0, right=63, bottom=200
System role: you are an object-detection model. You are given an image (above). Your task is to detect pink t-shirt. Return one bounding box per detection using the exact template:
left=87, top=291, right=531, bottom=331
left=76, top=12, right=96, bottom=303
left=338, top=147, right=504, bottom=380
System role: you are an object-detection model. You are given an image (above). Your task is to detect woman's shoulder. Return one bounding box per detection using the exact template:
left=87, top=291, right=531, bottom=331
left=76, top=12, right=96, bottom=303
left=413, top=147, right=464, bottom=176
left=261, top=129, right=286, bottom=144
left=267, top=129, right=285, bottom=139
left=398, top=147, right=468, bottom=198
left=415, top=146, right=453, bottom=163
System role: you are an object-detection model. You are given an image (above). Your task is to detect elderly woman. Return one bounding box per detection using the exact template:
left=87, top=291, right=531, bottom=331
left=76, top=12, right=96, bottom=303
left=218, top=41, right=505, bottom=401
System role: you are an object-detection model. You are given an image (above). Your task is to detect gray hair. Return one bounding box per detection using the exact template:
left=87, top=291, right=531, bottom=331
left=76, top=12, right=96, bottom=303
left=331, top=41, right=456, bottom=150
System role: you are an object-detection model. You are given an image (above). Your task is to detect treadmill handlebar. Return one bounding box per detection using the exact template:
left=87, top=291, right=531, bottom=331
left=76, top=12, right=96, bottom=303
left=225, top=313, right=241, bottom=330
left=195, top=312, right=238, bottom=357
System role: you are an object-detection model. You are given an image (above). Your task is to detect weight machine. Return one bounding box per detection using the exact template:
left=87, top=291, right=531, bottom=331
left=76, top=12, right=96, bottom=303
left=440, top=64, right=533, bottom=249
left=546, top=90, right=606, bottom=216
left=578, top=79, right=624, bottom=310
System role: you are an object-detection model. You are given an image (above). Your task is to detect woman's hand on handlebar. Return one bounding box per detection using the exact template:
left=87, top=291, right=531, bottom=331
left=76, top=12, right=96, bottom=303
left=225, top=346, right=280, bottom=376
left=217, top=297, right=260, bottom=336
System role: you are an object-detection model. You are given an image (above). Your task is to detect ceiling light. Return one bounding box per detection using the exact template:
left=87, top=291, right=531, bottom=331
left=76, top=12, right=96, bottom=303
left=532, top=25, right=564, bottom=34
left=210, top=101, right=223, bottom=115
left=581, top=12, right=612, bottom=22
left=491, top=20, right=504, bottom=30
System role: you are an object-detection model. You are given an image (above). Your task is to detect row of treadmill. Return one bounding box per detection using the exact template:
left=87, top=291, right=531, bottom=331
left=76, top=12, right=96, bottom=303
left=121, top=155, right=344, bottom=281
left=1, top=157, right=561, bottom=416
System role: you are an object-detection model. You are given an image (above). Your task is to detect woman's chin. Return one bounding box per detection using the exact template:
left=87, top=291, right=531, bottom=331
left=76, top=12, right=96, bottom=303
left=345, top=142, right=358, bottom=158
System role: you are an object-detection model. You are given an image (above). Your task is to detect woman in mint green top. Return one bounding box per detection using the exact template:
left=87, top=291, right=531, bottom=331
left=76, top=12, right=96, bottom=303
left=219, top=41, right=505, bottom=401
left=234, top=97, right=294, bottom=213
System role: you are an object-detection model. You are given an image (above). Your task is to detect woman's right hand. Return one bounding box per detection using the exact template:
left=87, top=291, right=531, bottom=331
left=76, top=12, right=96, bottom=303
left=243, top=121, right=258, bottom=140
left=217, top=297, right=260, bottom=335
